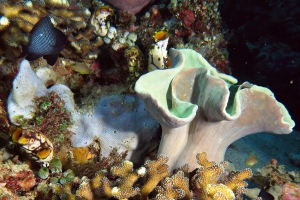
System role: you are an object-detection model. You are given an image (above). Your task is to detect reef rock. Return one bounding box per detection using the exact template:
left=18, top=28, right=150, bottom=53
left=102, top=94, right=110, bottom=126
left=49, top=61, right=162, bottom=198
left=105, top=0, right=154, bottom=15
left=135, top=48, right=295, bottom=170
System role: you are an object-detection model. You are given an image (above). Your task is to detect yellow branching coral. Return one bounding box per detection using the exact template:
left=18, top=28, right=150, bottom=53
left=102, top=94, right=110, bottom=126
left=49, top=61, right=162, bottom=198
left=110, top=160, right=146, bottom=199
left=52, top=176, right=94, bottom=200
left=50, top=152, right=252, bottom=200
left=76, top=176, right=93, bottom=200
left=140, top=155, right=171, bottom=199
left=90, top=170, right=108, bottom=191
left=192, top=152, right=252, bottom=200
left=155, top=170, right=190, bottom=199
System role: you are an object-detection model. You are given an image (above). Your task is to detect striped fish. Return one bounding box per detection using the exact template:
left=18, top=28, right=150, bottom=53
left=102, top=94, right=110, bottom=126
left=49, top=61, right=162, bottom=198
left=19, top=16, right=67, bottom=65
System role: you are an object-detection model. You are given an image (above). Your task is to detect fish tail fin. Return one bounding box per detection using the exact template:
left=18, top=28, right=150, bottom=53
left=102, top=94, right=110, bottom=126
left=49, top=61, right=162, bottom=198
left=44, top=54, right=59, bottom=66
left=18, top=44, right=29, bottom=58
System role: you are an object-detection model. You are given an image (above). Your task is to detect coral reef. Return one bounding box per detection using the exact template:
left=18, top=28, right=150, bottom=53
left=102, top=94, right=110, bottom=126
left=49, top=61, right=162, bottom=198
left=252, top=161, right=300, bottom=188
left=135, top=48, right=295, bottom=170
left=282, top=182, right=300, bottom=200
left=193, top=152, right=252, bottom=199
left=105, top=0, right=154, bottom=15
left=7, top=60, right=160, bottom=164
left=0, top=99, right=9, bottom=134
left=0, top=159, right=37, bottom=199
left=47, top=152, right=252, bottom=199
left=13, top=128, right=54, bottom=166
left=172, top=0, right=228, bottom=69
left=247, top=159, right=300, bottom=199
left=0, top=0, right=94, bottom=61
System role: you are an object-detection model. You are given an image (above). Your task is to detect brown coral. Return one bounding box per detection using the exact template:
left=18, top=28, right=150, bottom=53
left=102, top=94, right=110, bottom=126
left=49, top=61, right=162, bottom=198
left=47, top=152, right=254, bottom=199
left=193, top=152, right=252, bottom=200
left=110, top=161, right=146, bottom=199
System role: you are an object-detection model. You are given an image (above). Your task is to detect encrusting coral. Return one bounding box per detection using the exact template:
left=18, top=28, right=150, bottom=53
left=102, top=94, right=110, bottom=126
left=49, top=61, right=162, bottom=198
left=135, top=48, right=295, bottom=170
left=0, top=158, right=37, bottom=199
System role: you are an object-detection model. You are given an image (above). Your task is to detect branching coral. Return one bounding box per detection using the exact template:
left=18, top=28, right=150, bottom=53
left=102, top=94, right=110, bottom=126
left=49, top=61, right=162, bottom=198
left=140, top=155, right=171, bottom=198
left=106, top=161, right=146, bottom=199
left=155, top=170, right=189, bottom=199
left=48, top=152, right=252, bottom=199
left=193, top=152, right=252, bottom=200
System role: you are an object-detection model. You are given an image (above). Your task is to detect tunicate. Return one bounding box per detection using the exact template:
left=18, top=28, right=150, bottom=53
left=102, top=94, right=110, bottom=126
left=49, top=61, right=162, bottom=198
left=123, top=31, right=130, bottom=38
left=127, top=40, right=135, bottom=46
left=145, top=12, right=150, bottom=18
left=107, top=32, right=115, bottom=39
left=171, top=0, right=177, bottom=6
left=108, top=26, right=116, bottom=34
left=38, top=167, right=49, bottom=179
left=118, top=36, right=126, bottom=44
left=159, top=3, right=165, bottom=8
left=103, top=37, right=111, bottom=44
left=127, top=32, right=137, bottom=42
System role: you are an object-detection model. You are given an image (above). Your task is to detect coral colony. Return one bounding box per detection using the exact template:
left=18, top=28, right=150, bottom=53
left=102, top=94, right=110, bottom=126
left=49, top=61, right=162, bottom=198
left=0, top=0, right=298, bottom=199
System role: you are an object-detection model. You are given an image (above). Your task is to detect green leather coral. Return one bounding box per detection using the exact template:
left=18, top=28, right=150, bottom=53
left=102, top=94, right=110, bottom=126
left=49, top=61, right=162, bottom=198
left=135, top=48, right=295, bottom=170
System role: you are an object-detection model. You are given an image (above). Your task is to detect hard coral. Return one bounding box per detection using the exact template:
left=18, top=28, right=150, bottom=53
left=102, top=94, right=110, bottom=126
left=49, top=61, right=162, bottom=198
left=168, top=0, right=229, bottom=72
left=178, top=9, right=195, bottom=27
left=105, top=0, right=154, bottom=15
left=0, top=160, right=36, bottom=199
left=48, top=151, right=254, bottom=199
left=282, top=182, right=300, bottom=200
left=193, top=152, right=252, bottom=200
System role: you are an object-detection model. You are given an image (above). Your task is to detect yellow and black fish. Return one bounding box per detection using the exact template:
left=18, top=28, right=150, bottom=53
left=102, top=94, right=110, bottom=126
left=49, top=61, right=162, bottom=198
left=19, top=16, right=67, bottom=66
left=12, top=128, right=54, bottom=166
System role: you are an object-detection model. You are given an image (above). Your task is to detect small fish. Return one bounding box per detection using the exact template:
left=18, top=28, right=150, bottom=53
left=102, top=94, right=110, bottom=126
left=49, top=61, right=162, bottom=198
left=19, top=16, right=67, bottom=65
left=245, top=153, right=258, bottom=167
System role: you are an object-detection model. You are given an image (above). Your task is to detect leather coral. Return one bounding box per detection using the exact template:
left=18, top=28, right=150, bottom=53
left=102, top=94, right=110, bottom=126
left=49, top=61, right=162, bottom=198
left=135, top=48, right=295, bottom=170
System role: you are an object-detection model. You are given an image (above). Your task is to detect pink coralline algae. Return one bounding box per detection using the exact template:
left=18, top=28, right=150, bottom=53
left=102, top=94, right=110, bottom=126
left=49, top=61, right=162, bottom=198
left=178, top=9, right=195, bottom=27
left=105, top=0, right=154, bottom=15
left=282, top=182, right=300, bottom=200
